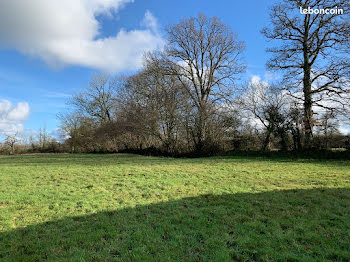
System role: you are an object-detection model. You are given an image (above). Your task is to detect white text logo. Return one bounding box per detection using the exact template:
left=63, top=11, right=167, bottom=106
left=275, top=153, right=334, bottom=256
left=300, top=6, right=344, bottom=15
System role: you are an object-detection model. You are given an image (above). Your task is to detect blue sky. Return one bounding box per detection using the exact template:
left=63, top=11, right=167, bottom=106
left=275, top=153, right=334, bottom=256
left=0, top=0, right=279, bottom=138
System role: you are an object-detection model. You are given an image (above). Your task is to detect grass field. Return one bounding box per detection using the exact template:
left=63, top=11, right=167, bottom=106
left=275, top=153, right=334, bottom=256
left=0, top=153, right=349, bottom=261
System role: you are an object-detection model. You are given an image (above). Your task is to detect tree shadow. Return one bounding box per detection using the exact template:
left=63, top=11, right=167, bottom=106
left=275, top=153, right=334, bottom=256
left=1, top=188, right=350, bottom=261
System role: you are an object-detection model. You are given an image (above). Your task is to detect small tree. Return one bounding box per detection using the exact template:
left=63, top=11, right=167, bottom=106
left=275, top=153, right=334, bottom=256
left=58, top=113, right=96, bottom=153
left=288, top=102, right=304, bottom=151
left=240, top=81, right=290, bottom=151
left=316, top=110, right=340, bottom=149
left=38, top=126, right=48, bottom=150
left=5, top=133, right=18, bottom=155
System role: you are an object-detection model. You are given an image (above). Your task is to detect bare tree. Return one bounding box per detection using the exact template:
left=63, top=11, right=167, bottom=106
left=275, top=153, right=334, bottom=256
left=142, top=56, right=193, bottom=153
left=315, top=109, right=340, bottom=149
left=114, top=61, right=191, bottom=153
left=5, top=133, right=18, bottom=155
left=164, top=13, right=246, bottom=151
left=38, top=126, right=48, bottom=150
left=262, top=0, right=350, bottom=147
left=115, top=73, right=159, bottom=151
left=58, top=112, right=81, bottom=153
left=71, top=74, right=119, bottom=123
left=58, top=112, right=97, bottom=153
left=288, top=102, right=304, bottom=150
left=240, top=81, right=290, bottom=150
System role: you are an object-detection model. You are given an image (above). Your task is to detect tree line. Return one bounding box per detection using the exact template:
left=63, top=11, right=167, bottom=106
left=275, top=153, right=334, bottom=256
left=1, top=0, right=350, bottom=155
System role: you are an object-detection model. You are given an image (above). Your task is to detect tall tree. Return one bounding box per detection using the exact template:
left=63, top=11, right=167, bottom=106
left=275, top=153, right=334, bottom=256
left=262, top=0, right=350, bottom=147
left=164, top=14, right=245, bottom=151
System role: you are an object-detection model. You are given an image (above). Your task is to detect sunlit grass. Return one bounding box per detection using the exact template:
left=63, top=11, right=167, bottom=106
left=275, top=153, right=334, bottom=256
left=0, top=154, right=349, bottom=261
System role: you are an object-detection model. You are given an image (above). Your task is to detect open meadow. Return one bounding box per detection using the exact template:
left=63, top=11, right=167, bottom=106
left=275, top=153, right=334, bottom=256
left=0, top=153, right=349, bottom=261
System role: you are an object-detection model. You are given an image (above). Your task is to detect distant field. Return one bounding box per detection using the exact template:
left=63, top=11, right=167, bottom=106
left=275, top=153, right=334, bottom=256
left=0, top=154, right=349, bottom=261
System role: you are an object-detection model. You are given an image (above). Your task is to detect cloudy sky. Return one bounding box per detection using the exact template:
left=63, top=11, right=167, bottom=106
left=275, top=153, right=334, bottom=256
left=3, top=0, right=346, bottom=138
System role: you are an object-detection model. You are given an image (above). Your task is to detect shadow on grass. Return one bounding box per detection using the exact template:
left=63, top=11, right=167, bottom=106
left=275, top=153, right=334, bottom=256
left=1, top=188, right=350, bottom=261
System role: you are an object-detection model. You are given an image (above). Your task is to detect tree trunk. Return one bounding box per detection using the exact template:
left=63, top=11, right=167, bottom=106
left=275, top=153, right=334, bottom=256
left=279, top=130, right=288, bottom=151
left=303, top=66, right=313, bottom=148
left=262, top=131, right=271, bottom=151
left=194, top=106, right=206, bottom=152
left=292, top=126, right=302, bottom=151
left=10, top=144, right=15, bottom=155
left=303, top=36, right=313, bottom=149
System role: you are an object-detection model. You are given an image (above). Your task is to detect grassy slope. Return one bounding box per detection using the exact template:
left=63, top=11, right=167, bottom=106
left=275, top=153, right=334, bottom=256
left=0, top=154, right=349, bottom=261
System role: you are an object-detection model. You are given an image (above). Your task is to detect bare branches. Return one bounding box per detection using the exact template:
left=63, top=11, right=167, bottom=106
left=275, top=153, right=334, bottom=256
left=239, top=81, right=291, bottom=150
left=71, top=74, right=120, bottom=123
left=163, top=13, right=246, bottom=150
left=4, top=132, right=18, bottom=155
left=165, top=14, right=245, bottom=105
left=263, top=0, right=350, bottom=146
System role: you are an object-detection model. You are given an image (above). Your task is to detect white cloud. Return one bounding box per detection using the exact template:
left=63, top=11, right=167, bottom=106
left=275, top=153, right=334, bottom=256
left=263, top=71, right=281, bottom=83
left=339, top=124, right=349, bottom=135
left=7, top=102, right=30, bottom=121
left=0, top=0, right=164, bottom=73
left=142, top=10, right=159, bottom=31
left=249, top=75, right=268, bottom=87
left=0, top=99, right=30, bottom=136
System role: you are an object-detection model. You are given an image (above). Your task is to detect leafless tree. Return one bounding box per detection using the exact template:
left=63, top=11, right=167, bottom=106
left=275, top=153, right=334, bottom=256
left=262, top=0, right=350, bottom=147
left=58, top=112, right=81, bottom=153
left=288, top=102, right=304, bottom=150
left=38, top=126, right=49, bottom=150
left=315, top=109, right=340, bottom=148
left=71, top=74, right=119, bottom=123
left=115, top=59, right=192, bottom=153
left=114, top=73, right=159, bottom=151
left=5, top=133, right=18, bottom=155
left=164, top=13, right=246, bottom=151
left=142, top=57, right=192, bottom=153
left=58, top=112, right=97, bottom=153
left=240, top=81, right=290, bottom=150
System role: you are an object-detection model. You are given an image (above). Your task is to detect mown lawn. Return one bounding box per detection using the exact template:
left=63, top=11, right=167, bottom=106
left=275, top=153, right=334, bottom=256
left=0, top=153, right=349, bottom=261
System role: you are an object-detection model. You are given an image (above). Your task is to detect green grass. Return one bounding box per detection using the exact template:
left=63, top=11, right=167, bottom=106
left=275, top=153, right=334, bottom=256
left=0, top=153, right=349, bottom=261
